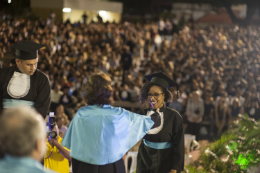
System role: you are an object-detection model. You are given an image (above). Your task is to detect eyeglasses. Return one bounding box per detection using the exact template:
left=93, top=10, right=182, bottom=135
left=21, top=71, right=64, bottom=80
left=148, top=93, right=164, bottom=98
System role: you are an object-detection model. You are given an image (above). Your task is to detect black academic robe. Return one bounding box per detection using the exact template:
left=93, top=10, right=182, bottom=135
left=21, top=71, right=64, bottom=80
left=0, top=66, right=51, bottom=118
left=137, top=106, right=184, bottom=173
left=72, top=158, right=125, bottom=173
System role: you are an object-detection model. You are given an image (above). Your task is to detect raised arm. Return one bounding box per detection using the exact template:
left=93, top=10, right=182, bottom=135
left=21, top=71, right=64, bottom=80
left=49, top=138, right=72, bottom=161
left=55, top=142, right=72, bottom=161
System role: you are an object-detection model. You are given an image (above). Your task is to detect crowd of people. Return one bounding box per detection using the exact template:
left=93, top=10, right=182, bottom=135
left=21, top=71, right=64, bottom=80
left=1, top=14, right=260, bottom=140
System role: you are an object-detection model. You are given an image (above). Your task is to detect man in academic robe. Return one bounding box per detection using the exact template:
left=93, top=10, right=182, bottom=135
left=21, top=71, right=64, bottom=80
left=0, top=40, right=51, bottom=118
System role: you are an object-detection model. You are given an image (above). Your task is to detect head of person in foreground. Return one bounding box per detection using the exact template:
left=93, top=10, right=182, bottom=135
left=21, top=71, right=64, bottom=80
left=0, top=107, right=47, bottom=162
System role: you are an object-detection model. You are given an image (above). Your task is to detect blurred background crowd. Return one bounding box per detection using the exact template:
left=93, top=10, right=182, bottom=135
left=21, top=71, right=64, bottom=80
left=1, top=12, right=260, bottom=141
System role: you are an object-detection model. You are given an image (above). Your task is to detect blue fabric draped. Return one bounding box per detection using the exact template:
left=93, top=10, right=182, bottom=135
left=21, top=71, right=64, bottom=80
left=3, top=99, right=34, bottom=108
left=143, top=139, right=173, bottom=149
left=62, top=105, right=154, bottom=165
left=0, top=155, right=55, bottom=173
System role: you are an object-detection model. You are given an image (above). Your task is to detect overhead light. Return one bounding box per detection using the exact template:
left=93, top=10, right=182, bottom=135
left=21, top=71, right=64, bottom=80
left=63, top=8, right=71, bottom=13
left=8, top=0, right=11, bottom=3
left=99, top=11, right=106, bottom=16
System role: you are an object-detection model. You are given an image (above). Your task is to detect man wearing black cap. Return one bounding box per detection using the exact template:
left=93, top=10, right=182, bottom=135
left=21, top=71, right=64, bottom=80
left=0, top=41, right=51, bottom=118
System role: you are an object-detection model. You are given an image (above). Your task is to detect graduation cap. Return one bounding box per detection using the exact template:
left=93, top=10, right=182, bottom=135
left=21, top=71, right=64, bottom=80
left=144, top=72, right=180, bottom=99
left=11, top=41, right=45, bottom=60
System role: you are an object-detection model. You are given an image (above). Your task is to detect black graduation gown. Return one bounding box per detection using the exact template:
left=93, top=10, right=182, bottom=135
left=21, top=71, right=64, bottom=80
left=72, top=158, right=125, bottom=173
left=137, top=106, right=184, bottom=173
left=0, top=66, right=51, bottom=118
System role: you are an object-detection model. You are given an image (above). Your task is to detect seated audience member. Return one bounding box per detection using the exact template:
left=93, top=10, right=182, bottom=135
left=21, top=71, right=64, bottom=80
left=244, top=97, right=260, bottom=121
left=229, top=86, right=245, bottom=106
left=169, top=90, right=182, bottom=113
left=120, top=84, right=130, bottom=101
left=127, top=82, right=139, bottom=102
left=59, top=88, right=73, bottom=120
left=215, top=88, right=230, bottom=106
left=44, top=123, right=71, bottom=173
left=178, top=83, right=188, bottom=104
left=50, top=84, right=63, bottom=112
left=59, top=86, right=73, bottom=108
left=203, top=90, right=215, bottom=136
left=55, top=105, right=67, bottom=117
left=0, top=107, right=55, bottom=173
left=55, top=105, right=70, bottom=126
left=185, top=90, right=204, bottom=141
left=228, top=98, right=244, bottom=126
left=63, top=114, right=71, bottom=127
left=215, top=94, right=228, bottom=137
left=55, top=115, right=68, bottom=137
left=203, top=91, right=214, bottom=121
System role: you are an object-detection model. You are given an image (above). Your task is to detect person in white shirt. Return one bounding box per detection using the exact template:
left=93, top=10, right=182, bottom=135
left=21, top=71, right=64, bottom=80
left=50, top=85, right=63, bottom=111
left=185, top=90, right=204, bottom=141
left=229, top=86, right=245, bottom=106
left=158, top=18, right=165, bottom=35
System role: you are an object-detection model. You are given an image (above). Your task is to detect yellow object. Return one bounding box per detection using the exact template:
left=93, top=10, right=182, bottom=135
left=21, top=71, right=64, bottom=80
left=44, top=136, right=70, bottom=173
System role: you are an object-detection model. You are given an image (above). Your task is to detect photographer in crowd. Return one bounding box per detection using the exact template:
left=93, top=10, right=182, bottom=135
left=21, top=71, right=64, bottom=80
left=0, top=107, right=55, bottom=173
left=44, top=121, right=71, bottom=173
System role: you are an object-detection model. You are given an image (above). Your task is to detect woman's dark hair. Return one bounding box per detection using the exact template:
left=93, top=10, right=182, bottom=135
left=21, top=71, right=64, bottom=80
left=83, top=72, right=113, bottom=106
left=140, top=82, right=173, bottom=104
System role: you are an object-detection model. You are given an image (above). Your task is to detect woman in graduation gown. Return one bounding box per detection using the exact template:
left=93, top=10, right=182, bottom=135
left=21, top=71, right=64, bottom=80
left=137, top=72, right=184, bottom=173
left=62, top=72, right=154, bottom=173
